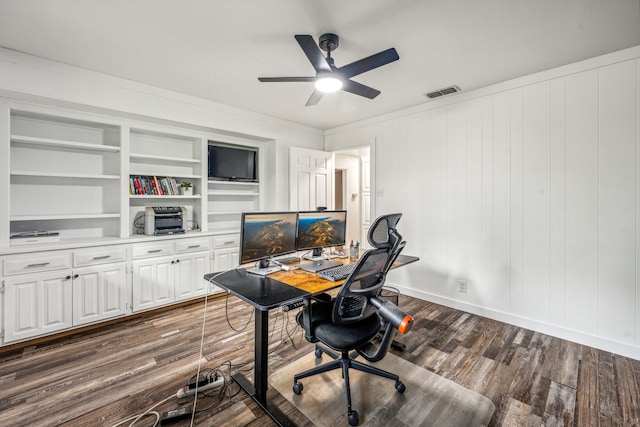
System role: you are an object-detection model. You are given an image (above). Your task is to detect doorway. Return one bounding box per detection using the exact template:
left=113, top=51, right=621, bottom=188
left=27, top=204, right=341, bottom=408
left=333, top=147, right=370, bottom=248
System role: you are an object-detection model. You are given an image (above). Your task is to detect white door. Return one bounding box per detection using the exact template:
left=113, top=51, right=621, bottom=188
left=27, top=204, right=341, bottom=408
left=4, top=270, right=73, bottom=343
left=73, top=263, right=127, bottom=325
left=174, top=251, right=210, bottom=301
left=132, top=256, right=175, bottom=312
left=289, top=147, right=334, bottom=211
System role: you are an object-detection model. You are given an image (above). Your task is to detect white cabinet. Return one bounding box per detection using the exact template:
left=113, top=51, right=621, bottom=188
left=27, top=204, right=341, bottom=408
left=131, top=237, right=212, bottom=312
left=132, top=254, right=176, bottom=312
left=3, top=270, right=73, bottom=343
left=175, top=251, right=210, bottom=302
left=72, top=263, right=128, bottom=326
left=212, top=233, right=240, bottom=273
left=1, top=246, right=129, bottom=343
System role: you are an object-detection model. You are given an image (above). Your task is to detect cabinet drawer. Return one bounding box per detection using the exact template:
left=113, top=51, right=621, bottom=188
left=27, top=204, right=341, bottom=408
left=74, top=246, right=127, bottom=267
left=131, top=242, right=174, bottom=259
left=213, top=234, right=240, bottom=248
left=4, top=252, right=72, bottom=276
left=176, top=238, right=211, bottom=253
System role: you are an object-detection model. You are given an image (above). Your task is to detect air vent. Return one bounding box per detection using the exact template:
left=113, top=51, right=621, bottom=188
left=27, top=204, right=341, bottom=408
left=424, top=85, right=461, bottom=99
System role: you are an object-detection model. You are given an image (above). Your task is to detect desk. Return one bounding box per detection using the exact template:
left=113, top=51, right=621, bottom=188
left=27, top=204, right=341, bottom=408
left=204, top=254, right=418, bottom=426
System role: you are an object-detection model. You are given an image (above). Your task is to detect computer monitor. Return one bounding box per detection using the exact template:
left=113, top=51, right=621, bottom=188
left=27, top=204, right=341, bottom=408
left=239, top=212, right=298, bottom=269
left=296, top=210, right=347, bottom=258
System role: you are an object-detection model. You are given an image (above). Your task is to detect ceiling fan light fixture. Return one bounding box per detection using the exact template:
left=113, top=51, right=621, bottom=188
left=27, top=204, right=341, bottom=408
left=315, top=75, right=343, bottom=93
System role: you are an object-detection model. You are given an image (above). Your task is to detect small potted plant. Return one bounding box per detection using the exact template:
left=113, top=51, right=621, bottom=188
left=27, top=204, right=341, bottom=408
left=180, top=181, right=193, bottom=196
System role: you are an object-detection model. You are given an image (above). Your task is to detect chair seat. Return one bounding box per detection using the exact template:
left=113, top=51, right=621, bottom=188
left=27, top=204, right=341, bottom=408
left=297, top=302, right=381, bottom=351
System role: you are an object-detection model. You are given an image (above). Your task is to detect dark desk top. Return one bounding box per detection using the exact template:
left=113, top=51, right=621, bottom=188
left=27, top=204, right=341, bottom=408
left=205, top=268, right=311, bottom=311
left=205, top=254, right=419, bottom=311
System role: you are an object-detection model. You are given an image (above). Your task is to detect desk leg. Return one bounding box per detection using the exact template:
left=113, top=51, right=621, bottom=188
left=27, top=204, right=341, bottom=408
left=232, top=307, right=295, bottom=427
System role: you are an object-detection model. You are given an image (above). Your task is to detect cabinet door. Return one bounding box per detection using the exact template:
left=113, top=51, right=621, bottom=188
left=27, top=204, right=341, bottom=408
left=174, top=251, right=210, bottom=302
left=3, top=270, right=73, bottom=343
left=132, top=255, right=175, bottom=312
left=73, top=263, right=127, bottom=326
left=213, top=247, right=239, bottom=273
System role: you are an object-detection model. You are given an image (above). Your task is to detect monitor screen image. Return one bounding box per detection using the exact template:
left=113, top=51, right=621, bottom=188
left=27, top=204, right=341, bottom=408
left=239, top=212, right=298, bottom=265
left=296, top=210, right=347, bottom=252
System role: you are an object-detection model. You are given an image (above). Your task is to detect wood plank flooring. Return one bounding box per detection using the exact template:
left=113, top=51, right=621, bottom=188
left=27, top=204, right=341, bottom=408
left=1, top=294, right=639, bottom=426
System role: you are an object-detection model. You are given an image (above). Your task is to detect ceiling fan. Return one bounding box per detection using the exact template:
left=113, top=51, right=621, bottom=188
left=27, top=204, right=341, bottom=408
left=258, top=33, right=399, bottom=106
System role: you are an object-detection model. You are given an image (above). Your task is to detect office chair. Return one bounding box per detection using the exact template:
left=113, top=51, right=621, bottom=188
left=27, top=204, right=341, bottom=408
left=294, top=214, right=413, bottom=426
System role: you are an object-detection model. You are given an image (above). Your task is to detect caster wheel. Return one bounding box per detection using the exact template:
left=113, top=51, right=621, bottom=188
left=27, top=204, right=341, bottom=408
left=348, top=410, right=359, bottom=426
left=293, top=381, right=303, bottom=395
left=395, top=381, right=406, bottom=393
left=315, top=348, right=323, bottom=358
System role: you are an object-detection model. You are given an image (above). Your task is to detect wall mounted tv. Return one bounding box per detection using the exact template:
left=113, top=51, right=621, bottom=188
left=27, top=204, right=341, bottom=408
left=208, top=144, right=258, bottom=182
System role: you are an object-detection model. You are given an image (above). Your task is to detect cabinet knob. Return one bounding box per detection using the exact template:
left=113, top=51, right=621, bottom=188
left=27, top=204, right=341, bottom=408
left=65, top=275, right=71, bottom=280
left=176, top=259, right=180, bottom=263
left=73, top=274, right=79, bottom=279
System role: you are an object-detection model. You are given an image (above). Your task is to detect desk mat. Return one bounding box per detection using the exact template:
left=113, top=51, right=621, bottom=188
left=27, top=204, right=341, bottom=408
left=269, top=351, right=495, bottom=426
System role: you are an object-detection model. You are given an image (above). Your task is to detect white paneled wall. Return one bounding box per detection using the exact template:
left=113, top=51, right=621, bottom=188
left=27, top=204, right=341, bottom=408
left=326, top=48, right=640, bottom=359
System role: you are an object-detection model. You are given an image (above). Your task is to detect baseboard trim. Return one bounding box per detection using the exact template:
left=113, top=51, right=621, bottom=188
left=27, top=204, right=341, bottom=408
left=391, top=283, right=640, bottom=361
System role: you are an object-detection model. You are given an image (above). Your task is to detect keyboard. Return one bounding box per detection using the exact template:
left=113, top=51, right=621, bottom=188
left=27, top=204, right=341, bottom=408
left=318, top=263, right=356, bottom=282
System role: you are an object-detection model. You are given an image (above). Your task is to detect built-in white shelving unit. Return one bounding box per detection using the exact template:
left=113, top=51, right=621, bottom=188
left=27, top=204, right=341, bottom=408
left=8, top=110, right=123, bottom=243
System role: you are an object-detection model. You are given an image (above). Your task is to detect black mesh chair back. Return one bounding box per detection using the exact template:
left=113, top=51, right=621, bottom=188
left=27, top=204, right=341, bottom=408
left=331, top=247, right=391, bottom=325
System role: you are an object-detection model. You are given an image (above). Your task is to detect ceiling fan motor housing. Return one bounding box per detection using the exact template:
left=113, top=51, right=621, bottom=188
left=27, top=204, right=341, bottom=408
left=319, top=33, right=339, bottom=52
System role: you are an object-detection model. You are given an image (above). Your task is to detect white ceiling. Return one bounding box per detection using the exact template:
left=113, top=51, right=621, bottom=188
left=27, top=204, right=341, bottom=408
left=0, top=1, right=639, bottom=130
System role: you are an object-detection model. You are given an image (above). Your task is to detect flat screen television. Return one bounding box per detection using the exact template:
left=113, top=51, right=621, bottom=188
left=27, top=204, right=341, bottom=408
left=296, top=210, right=347, bottom=257
left=239, top=211, right=298, bottom=268
left=208, top=144, right=257, bottom=182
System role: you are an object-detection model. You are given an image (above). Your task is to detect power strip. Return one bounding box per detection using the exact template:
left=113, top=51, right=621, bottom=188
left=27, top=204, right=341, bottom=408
left=176, top=377, right=225, bottom=398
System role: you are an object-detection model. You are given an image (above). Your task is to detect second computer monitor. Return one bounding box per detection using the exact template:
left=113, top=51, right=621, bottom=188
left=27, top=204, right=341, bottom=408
left=297, top=210, right=347, bottom=257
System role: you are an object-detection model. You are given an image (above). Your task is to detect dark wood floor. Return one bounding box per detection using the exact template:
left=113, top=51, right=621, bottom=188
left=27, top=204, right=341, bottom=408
left=1, top=293, right=639, bottom=426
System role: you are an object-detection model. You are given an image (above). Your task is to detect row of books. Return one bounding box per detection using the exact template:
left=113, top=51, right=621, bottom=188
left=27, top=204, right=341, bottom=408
left=130, top=176, right=180, bottom=195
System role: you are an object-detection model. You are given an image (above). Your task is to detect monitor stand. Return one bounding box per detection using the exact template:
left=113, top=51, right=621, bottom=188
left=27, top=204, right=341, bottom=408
left=303, top=248, right=327, bottom=261
left=246, top=259, right=282, bottom=276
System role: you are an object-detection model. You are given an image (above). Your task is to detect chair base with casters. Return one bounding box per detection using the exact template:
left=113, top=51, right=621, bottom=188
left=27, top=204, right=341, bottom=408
left=293, top=344, right=405, bottom=426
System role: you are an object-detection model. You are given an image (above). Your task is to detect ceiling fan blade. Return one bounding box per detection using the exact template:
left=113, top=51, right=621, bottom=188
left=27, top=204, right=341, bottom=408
left=258, top=76, right=316, bottom=83
left=342, top=79, right=381, bottom=99
left=305, top=89, right=324, bottom=106
left=295, top=34, right=332, bottom=73
left=337, top=48, right=399, bottom=79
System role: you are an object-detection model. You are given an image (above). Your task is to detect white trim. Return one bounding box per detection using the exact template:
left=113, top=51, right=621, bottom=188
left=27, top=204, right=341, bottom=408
left=389, top=282, right=640, bottom=361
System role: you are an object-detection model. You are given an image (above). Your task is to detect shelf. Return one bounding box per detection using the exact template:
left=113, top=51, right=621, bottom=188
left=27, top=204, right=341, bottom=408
left=130, top=195, right=202, bottom=199
left=130, top=153, right=201, bottom=165
left=11, top=171, right=120, bottom=180
left=11, top=135, right=121, bottom=152
left=207, top=190, right=259, bottom=196
left=129, top=172, right=201, bottom=180
left=11, top=213, right=121, bottom=221
left=208, top=180, right=259, bottom=186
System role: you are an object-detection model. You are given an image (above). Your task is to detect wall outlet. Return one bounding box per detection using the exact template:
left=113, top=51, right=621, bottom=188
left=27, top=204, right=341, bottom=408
left=458, top=280, right=468, bottom=293
left=375, top=189, right=384, bottom=197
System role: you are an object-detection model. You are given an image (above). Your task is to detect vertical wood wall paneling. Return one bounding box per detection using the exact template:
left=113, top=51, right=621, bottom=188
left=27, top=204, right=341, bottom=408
left=597, top=60, right=636, bottom=344
left=565, top=69, right=599, bottom=335
left=466, top=99, right=484, bottom=305
left=491, top=91, right=512, bottom=312
left=447, top=103, right=467, bottom=299
left=637, top=58, right=640, bottom=347
left=522, top=82, right=551, bottom=321
left=428, top=107, right=449, bottom=297
left=549, top=77, right=567, bottom=327
left=420, top=111, right=432, bottom=292
left=509, top=88, right=525, bottom=315
left=481, top=96, right=494, bottom=306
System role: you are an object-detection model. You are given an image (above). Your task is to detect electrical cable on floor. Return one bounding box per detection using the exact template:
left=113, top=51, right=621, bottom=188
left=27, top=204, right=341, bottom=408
left=111, top=394, right=174, bottom=427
